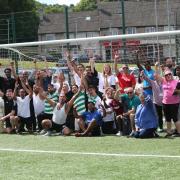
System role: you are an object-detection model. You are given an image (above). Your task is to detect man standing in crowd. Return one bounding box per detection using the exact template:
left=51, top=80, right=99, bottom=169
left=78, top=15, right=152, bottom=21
left=0, top=68, right=16, bottom=93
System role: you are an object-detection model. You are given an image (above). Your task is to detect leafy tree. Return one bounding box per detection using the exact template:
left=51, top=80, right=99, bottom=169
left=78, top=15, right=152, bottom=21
left=0, top=0, right=39, bottom=43
left=73, top=0, right=97, bottom=12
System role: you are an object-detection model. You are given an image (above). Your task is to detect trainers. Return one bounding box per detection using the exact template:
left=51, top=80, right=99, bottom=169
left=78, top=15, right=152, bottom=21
left=157, top=128, right=164, bottom=133
left=116, top=131, right=122, bottom=136
left=153, top=131, right=159, bottom=138
left=172, top=133, right=180, bottom=137
left=128, top=131, right=135, bottom=137
left=39, top=129, right=47, bottom=135
left=43, top=131, right=52, bottom=136
left=164, top=133, right=172, bottom=138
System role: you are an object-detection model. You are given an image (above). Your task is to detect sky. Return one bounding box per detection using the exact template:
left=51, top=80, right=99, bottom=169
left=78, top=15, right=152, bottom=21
left=37, top=0, right=81, bottom=6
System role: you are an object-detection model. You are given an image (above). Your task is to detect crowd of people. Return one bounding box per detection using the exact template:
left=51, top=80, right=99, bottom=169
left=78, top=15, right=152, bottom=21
left=0, top=52, right=180, bottom=138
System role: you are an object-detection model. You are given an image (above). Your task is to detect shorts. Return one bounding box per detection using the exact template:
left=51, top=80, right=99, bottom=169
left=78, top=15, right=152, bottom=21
left=65, top=115, right=75, bottom=131
left=163, top=103, right=179, bottom=123
left=86, top=122, right=101, bottom=136
left=0, top=120, right=4, bottom=133
left=101, top=121, right=117, bottom=134
left=50, top=121, right=65, bottom=133
left=19, top=116, right=33, bottom=131
left=5, top=118, right=12, bottom=128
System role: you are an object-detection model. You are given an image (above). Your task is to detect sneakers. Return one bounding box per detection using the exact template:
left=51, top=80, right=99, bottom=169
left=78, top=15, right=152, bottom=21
left=164, top=133, right=172, bottom=138
left=128, top=131, right=135, bottom=137
left=43, top=131, right=52, bottom=136
left=153, top=131, right=159, bottom=138
left=39, top=129, right=47, bottom=135
left=116, top=131, right=122, bottom=136
left=157, top=128, right=164, bottom=133
left=171, top=133, right=180, bottom=137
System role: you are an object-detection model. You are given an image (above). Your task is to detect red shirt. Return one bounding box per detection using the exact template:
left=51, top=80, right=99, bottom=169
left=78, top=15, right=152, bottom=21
left=117, top=72, right=136, bottom=93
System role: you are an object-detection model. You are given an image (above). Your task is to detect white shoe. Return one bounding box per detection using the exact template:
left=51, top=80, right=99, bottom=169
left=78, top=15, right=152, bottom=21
left=39, top=129, right=47, bottom=135
left=116, top=131, right=122, bottom=136
left=43, top=131, right=52, bottom=136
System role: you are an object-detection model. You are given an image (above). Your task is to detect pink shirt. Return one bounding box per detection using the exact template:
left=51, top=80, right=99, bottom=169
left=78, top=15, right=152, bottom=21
left=162, top=79, right=180, bottom=104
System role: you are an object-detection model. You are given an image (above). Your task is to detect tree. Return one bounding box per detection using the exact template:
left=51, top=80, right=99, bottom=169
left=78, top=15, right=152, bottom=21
left=73, top=0, right=97, bottom=12
left=0, top=0, right=39, bottom=44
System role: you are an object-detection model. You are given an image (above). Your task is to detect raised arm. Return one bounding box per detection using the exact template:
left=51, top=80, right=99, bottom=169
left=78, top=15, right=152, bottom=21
left=57, top=74, right=64, bottom=93
left=89, top=57, right=95, bottom=74
left=66, top=88, right=81, bottom=113
left=114, top=88, right=122, bottom=102
left=114, top=53, right=120, bottom=75
left=33, top=59, right=38, bottom=73
left=43, top=57, right=51, bottom=77
left=135, top=51, right=144, bottom=71
left=39, top=90, right=56, bottom=108
left=10, top=61, right=18, bottom=80
left=13, top=81, right=19, bottom=100
left=19, top=76, right=33, bottom=98
left=141, top=70, right=152, bottom=84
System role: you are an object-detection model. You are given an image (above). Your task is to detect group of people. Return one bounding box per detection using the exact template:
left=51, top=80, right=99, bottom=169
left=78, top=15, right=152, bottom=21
left=0, top=52, right=180, bottom=138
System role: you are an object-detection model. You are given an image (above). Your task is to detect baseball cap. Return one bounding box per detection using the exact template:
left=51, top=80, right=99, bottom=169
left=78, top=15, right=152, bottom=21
left=164, top=69, right=172, bottom=75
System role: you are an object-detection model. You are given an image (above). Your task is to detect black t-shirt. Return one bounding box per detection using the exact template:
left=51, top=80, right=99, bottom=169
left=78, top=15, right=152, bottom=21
left=65, top=91, right=74, bottom=116
left=0, top=77, right=16, bottom=93
left=85, top=68, right=99, bottom=88
left=3, top=96, right=17, bottom=115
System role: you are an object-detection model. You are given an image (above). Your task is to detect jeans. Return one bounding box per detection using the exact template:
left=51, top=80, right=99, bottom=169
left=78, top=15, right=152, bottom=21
left=134, top=128, right=156, bottom=138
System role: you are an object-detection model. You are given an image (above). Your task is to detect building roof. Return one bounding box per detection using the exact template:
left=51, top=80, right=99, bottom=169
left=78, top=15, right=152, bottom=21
left=38, top=0, right=180, bottom=34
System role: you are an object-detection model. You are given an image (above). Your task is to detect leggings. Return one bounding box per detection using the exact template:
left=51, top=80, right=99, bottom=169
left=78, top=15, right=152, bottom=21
left=154, top=104, right=163, bottom=129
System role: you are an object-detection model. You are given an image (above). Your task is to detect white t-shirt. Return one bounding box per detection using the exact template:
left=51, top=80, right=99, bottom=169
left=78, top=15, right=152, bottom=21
left=33, top=94, right=45, bottom=116
left=53, top=81, right=70, bottom=92
left=135, top=82, right=143, bottom=95
left=52, top=103, right=67, bottom=125
left=17, top=95, right=31, bottom=118
left=88, top=94, right=102, bottom=109
left=98, top=73, right=116, bottom=93
left=101, top=99, right=114, bottom=122
left=73, top=71, right=81, bottom=87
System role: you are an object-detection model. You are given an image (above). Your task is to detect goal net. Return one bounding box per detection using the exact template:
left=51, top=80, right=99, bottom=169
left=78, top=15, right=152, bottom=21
left=0, top=30, right=180, bottom=74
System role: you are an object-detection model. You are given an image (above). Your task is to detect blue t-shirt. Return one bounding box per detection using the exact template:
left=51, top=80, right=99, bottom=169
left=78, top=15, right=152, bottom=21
left=82, top=110, right=102, bottom=125
left=143, top=69, right=155, bottom=95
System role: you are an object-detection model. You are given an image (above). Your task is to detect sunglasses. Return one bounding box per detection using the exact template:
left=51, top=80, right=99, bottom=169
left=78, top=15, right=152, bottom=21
left=127, top=91, right=133, bottom=94
left=165, top=73, right=172, bottom=77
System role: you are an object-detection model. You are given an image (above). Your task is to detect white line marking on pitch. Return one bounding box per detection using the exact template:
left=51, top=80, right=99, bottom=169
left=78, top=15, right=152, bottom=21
left=0, top=148, right=180, bottom=159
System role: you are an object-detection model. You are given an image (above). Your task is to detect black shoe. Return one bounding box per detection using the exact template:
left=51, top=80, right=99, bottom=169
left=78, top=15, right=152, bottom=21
left=10, top=129, right=16, bottom=134
left=16, top=129, right=22, bottom=134
left=153, top=132, right=159, bottom=138
left=172, top=133, right=180, bottom=137
left=164, top=133, right=172, bottom=138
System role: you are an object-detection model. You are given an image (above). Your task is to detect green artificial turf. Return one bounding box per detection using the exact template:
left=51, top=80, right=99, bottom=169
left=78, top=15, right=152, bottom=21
left=0, top=134, right=179, bottom=180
